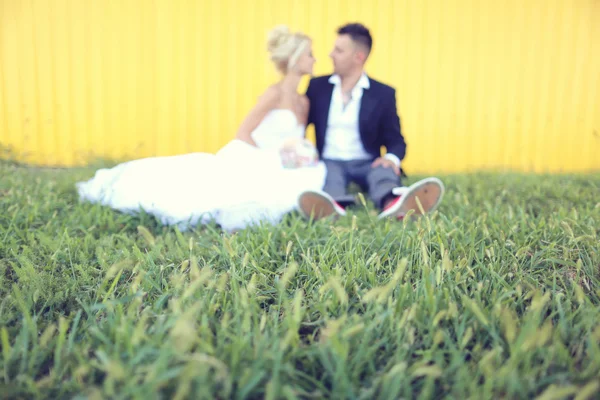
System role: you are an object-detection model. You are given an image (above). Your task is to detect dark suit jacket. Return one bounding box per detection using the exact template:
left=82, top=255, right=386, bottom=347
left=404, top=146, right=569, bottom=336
left=305, top=74, right=407, bottom=163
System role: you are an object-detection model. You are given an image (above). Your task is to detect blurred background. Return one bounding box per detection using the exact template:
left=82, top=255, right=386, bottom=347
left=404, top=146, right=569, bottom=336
left=0, top=0, right=598, bottom=174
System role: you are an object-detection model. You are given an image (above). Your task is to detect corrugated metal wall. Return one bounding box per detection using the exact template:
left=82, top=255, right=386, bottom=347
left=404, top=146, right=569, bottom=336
left=1, top=0, right=598, bottom=173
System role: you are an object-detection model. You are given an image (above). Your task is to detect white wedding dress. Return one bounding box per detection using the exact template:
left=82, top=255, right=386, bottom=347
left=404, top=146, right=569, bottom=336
left=76, top=109, right=327, bottom=232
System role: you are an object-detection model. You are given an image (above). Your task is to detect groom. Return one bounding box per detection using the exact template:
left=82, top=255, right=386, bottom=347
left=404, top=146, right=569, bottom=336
left=298, top=23, right=444, bottom=221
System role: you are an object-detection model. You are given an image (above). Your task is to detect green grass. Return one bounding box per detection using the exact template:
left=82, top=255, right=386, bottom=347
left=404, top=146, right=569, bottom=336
left=1, top=160, right=599, bottom=399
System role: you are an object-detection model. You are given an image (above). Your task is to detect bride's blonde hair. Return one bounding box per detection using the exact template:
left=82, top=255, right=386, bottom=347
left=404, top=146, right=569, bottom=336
left=267, top=25, right=311, bottom=74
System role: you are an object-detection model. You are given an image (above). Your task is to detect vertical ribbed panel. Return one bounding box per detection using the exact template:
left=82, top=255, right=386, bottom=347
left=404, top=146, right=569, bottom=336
left=0, top=0, right=598, bottom=173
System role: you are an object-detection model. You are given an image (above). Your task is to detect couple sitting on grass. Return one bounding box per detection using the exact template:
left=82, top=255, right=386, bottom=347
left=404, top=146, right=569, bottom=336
left=76, top=23, right=445, bottom=232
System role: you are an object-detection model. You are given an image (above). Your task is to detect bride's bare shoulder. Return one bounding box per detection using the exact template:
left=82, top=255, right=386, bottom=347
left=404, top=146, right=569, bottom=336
left=258, top=84, right=282, bottom=103
left=235, top=84, right=282, bottom=145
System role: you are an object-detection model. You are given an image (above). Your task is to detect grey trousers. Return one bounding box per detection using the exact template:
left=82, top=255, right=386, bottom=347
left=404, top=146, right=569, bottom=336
left=322, top=158, right=401, bottom=209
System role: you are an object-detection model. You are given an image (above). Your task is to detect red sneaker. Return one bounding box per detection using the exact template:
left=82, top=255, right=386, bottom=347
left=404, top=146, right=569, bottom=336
left=297, top=190, right=347, bottom=220
left=378, top=177, right=445, bottom=220
left=380, top=196, right=407, bottom=220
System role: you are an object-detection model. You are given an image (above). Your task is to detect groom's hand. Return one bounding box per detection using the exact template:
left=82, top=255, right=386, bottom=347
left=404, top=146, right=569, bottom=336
left=371, top=157, right=400, bottom=175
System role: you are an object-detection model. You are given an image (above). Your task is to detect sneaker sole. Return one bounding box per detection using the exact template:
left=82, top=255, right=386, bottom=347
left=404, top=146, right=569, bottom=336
left=379, top=178, right=445, bottom=219
left=298, top=192, right=340, bottom=220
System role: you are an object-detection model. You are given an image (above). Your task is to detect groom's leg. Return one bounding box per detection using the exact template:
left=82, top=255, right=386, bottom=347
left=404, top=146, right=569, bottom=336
left=345, top=160, right=399, bottom=209
left=297, top=159, right=352, bottom=220
left=364, top=163, right=402, bottom=210
left=322, top=159, right=356, bottom=207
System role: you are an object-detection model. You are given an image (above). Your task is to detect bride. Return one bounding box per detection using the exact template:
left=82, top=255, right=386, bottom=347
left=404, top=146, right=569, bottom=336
left=76, top=26, right=326, bottom=232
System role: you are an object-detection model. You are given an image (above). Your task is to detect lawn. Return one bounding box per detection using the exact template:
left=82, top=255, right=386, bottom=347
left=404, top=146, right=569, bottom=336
left=1, top=160, right=599, bottom=399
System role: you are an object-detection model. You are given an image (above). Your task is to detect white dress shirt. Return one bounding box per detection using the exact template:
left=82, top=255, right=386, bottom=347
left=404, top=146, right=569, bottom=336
left=322, top=73, right=401, bottom=168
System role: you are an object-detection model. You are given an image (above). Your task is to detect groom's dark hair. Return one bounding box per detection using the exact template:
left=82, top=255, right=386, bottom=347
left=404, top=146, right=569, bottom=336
left=337, top=23, right=372, bottom=56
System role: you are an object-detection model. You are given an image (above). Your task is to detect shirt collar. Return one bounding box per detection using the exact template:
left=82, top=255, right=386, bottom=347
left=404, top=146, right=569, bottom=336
left=329, top=72, right=370, bottom=89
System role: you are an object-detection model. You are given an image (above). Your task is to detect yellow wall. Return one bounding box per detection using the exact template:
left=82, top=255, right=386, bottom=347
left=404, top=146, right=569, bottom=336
left=1, top=0, right=599, bottom=173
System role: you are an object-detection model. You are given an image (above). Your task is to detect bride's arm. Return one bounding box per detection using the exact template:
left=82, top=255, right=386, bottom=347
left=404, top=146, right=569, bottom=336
left=235, top=86, right=280, bottom=146
left=300, top=95, right=310, bottom=127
